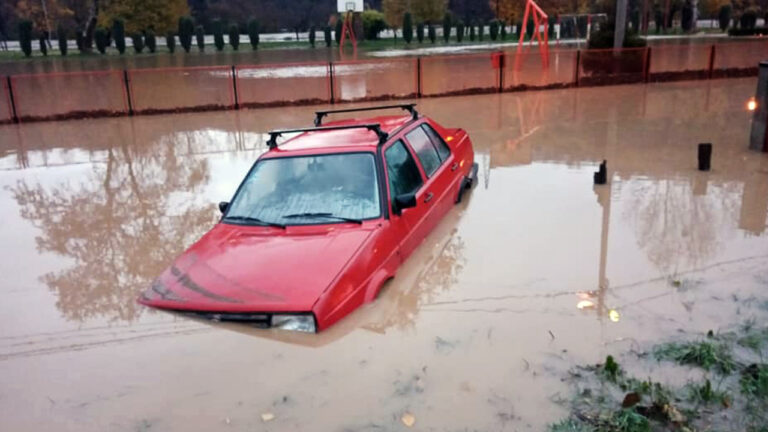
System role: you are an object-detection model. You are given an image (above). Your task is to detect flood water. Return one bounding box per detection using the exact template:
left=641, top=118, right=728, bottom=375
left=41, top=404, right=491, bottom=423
left=1, top=78, right=767, bottom=431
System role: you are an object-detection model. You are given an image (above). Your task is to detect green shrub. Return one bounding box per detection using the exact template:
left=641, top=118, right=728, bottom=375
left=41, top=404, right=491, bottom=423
left=682, top=1, right=694, bottom=32
left=228, top=24, right=239, bottom=50
left=428, top=24, right=436, bottom=43
left=416, top=22, right=425, bottom=42
left=362, top=9, right=387, bottom=40
left=469, top=22, right=476, bottom=41
left=403, top=12, right=413, bottom=43
left=719, top=5, right=732, bottom=31
left=95, top=27, right=108, bottom=54
left=741, top=8, right=758, bottom=29
left=166, top=31, right=176, bottom=53
left=178, top=16, right=194, bottom=53
left=490, top=20, right=499, bottom=40
left=57, top=25, right=67, bottom=56
left=39, top=35, right=48, bottom=56
left=112, top=19, right=125, bottom=54
left=212, top=20, right=224, bottom=51
left=247, top=19, right=259, bottom=50
left=308, top=25, right=316, bottom=47
left=500, top=20, right=507, bottom=40
left=442, top=13, right=452, bottom=42
left=132, top=33, right=144, bottom=53
left=195, top=25, right=204, bottom=51
left=324, top=26, right=332, bottom=47
left=335, top=18, right=342, bottom=45
left=145, top=30, right=156, bottom=53
left=18, top=20, right=33, bottom=57
left=478, top=22, right=485, bottom=41
left=588, top=23, right=646, bottom=48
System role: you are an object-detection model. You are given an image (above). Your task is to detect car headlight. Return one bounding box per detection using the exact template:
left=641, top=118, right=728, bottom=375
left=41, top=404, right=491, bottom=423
left=270, top=314, right=316, bottom=333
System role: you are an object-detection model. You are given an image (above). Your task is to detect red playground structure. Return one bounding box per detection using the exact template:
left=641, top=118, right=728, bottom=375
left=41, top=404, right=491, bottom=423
left=339, top=10, right=357, bottom=54
left=515, top=0, right=550, bottom=69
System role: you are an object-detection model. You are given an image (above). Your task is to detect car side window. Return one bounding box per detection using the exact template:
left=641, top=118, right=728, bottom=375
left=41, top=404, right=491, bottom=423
left=405, top=126, right=442, bottom=177
left=384, top=140, right=424, bottom=198
left=422, top=124, right=451, bottom=162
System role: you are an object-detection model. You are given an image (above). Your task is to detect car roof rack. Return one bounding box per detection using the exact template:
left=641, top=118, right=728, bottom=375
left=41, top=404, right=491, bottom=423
left=266, top=123, right=389, bottom=149
left=314, top=104, right=419, bottom=126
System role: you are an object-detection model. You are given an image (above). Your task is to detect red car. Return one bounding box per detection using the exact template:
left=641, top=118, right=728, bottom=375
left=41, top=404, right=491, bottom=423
left=138, top=104, right=477, bottom=332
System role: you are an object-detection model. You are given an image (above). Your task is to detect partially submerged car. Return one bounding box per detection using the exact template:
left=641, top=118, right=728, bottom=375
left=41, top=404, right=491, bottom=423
left=139, top=104, right=478, bottom=332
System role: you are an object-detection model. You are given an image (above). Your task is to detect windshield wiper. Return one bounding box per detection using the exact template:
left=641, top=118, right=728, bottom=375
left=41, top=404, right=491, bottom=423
left=282, top=212, right=364, bottom=224
left=223, top=215, right=286, bottom=229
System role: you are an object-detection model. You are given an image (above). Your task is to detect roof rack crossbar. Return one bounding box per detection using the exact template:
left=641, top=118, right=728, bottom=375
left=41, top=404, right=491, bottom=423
left=314, top=104, right=418, bottom=126
left=266, top=123, right=388, bottom=150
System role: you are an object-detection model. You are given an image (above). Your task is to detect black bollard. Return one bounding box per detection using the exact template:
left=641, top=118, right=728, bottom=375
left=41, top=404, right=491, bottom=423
left=698, top=143, right=712, bottom=171
left=594, top=160, right=607, bottom=185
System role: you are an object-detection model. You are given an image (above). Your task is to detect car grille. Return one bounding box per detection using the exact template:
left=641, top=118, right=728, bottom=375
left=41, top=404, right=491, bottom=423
left=183, top=311, right=271, bottom=328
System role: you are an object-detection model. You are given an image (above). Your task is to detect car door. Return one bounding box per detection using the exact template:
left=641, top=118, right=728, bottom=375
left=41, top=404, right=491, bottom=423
left=382, top=139, right=429, bottom=260
left=402, top=123, right=457, bottom=235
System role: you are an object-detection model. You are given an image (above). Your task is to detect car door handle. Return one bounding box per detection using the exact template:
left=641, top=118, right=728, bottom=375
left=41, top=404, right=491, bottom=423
left=424, top=192, right=434, bottom=203
left=451, top=162, right=459, bottom=171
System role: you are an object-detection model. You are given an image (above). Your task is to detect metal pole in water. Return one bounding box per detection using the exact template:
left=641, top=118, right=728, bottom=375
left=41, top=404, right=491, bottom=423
left=6, top=76, right=18, bottom=123
left=749, top=61, right=768, bottom=152
left=698, top=143, right=712, bottom=171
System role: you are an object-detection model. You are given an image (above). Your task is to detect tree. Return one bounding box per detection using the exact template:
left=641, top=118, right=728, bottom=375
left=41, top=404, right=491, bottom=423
left=428, top=23, right=436, bottom=42
left=99, top=0, right=189, bottom=34
left=442, top=12, right=452, bottom=42
left=718, top=4, right=731, bottom=31
left=334, top=16, right=342, bottom=45
left=212, top=19, right=224, bottom=50
left=112, top=18, right=125, bottom=54
left=488, top=0, right=521, bottom=24
left=131, top=32, right=143, bottom=53
left=383, top=0, right=407, bottom=34
left=412, top=0, right=447, bottom=23
left=39, top=34, right=48, bottom=55
left=403, top=11, right=413, bottom=43
left=195, top=25, right=204, bottom=51
left=146, top=29, right=156, bottom=52
left=178, top=16, right=194, bottom=53
left=228, top=23, right=239, bottom=50
left=247, top=19, right=259, bottom=49
left=417, top=21, right=425, bottom=42
left=323, top=25, right=331, bottom=46
left=490, top=19, right=499, bottom=40
left=14, top=0, right=73, bottom=39
left=478, top=21, right=484, bottom=40
left=681, top=0, right=694, bottom=31
left=94, top=26, right=108, bottom=53
left=57, top=24, right=67, bottom=55
left=165, top=31, right=175, bottom=52
left=456, top=20, right=465, bottom=41
left=362, top=9, right=387, bottom=40
left=308, top=24, right=315, bottom=46
left=500, top=20, right=507, bottom=39
left=18, top=19, right=32, bottom=56
left=469, top=21, right=476, bottom=40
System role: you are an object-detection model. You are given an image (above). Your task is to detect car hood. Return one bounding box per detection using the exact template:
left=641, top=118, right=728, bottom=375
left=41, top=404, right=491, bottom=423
left=139, top=223, right=376, bottom=312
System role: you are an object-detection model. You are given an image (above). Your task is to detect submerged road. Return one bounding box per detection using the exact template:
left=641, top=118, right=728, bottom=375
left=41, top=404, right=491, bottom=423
left=0, top=78, right=767, bottom=431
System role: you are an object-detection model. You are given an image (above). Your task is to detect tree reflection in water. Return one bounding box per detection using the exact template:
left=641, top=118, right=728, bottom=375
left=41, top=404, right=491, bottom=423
left=12, top=137, right=217, bottom=322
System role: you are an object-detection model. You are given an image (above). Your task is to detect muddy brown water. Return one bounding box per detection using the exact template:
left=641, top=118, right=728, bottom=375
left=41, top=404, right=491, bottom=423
left=0, top=78, right=767, bottom=431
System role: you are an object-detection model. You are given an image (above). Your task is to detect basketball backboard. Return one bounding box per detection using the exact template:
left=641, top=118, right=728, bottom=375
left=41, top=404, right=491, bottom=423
left=337, top=0, right=363, bottom=12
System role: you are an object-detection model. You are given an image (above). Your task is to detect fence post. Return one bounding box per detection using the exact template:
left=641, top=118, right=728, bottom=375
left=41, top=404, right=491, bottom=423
left=122, top=70, right=134, bottom=116
left=231, top=65, right=239, bottom=109
left=6, top=76, right=18, bottom=123
left=574, top=50, right=581, bottom=87
left=329, top=62, right=335, bottom=104
left=644, top=46, right=652, bottom=83
left=498, top=52, right=505, bottom=92
left=417, top=57, right=422, bottom=98
left=708, top=44, right=716, bottom=79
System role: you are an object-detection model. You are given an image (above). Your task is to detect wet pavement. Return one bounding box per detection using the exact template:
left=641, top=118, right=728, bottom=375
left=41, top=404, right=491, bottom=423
left=0, top=78, right=767, bottom=431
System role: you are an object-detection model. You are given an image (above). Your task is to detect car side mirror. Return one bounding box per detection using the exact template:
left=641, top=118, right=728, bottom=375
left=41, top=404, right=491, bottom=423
left=218, top=201, right=229, bottom=214
left=393, top=193, right=416, bottom=215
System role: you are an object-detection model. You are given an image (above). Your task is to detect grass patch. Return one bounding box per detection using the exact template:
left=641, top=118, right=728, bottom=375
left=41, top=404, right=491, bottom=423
left=741, top=364, right=768, bottom=399
left=685, top=379, right=730, bottom=406
left=549, top=418, right=594, bottom=432
left=598, top=355, right=623, bottom=383
left=654, top=340, right=736, bottom=374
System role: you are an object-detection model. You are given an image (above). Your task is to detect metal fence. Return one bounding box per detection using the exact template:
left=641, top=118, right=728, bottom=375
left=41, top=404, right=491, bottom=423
left=0, top=41, right=766, bottom=125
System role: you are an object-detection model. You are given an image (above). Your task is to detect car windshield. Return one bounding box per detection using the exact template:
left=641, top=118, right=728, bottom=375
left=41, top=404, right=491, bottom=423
left=225, top=152, right=381, bottom=225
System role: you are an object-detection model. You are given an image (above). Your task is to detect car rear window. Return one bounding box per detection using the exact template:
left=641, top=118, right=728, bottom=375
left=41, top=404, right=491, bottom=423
left=421, top=124, right=451, bottom=162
